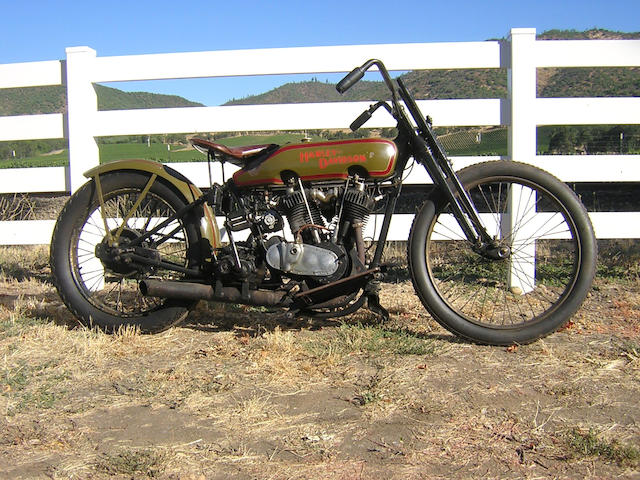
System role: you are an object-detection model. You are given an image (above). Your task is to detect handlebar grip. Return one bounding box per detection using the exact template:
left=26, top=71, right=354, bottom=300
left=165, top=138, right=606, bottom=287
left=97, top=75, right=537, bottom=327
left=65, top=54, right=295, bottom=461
left=336, top=67, right=365, bottom=94
left=349, top=109, right=372, bottom=132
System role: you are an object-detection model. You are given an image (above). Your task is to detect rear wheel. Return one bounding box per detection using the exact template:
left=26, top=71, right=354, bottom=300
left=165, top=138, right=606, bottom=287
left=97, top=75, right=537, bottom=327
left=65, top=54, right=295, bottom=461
left=408, top=161, right=597, bottom=345
left=50, top=171, right=203, bottom=333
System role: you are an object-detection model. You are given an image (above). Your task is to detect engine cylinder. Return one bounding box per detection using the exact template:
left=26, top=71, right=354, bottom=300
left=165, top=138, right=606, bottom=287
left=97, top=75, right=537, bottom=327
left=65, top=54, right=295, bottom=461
left=342, top=188, right=374, bottom=225
left=281, top=190, right=324, bottom=234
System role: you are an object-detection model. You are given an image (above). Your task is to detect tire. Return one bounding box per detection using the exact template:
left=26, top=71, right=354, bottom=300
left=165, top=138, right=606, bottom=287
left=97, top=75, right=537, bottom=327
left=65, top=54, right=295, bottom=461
left=50, top=171, right=202, bottom=333
left=408, top=161, right=597, bottom=345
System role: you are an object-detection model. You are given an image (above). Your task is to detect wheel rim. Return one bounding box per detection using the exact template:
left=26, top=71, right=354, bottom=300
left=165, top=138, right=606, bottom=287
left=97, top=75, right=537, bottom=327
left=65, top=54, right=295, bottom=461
left=72, top=187, right=190, bottom=317
left=426, top=176, right=580, bottom=329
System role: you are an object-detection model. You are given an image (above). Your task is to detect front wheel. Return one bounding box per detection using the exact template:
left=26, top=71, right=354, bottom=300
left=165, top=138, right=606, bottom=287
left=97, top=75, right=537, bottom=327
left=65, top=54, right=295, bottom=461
left=50, top=171, right=203, bottom=333
left=408, top=161, right=597, bottom=345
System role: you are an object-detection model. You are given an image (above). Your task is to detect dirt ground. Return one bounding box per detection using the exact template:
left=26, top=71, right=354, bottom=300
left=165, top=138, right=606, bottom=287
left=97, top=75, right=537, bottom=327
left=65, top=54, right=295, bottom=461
left=0, top=246, right=638, bottom=479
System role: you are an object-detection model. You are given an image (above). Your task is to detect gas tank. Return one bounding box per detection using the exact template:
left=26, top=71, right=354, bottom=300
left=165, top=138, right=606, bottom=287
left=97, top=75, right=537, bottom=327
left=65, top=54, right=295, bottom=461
left=232, top=139, right=397, bottom=187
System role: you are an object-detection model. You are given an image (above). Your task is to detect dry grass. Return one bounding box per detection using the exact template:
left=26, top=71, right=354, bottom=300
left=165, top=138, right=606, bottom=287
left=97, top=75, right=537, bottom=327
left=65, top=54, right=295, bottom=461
left=0, top=194, right=37, bottom=222
left=0, top=246, right=639, bottom=479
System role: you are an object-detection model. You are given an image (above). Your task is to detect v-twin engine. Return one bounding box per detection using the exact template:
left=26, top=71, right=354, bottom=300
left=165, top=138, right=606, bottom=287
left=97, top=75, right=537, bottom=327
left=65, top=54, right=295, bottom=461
left=210, top=174, right=376, bottom=288
left=269, top=177, right=375, bottom=277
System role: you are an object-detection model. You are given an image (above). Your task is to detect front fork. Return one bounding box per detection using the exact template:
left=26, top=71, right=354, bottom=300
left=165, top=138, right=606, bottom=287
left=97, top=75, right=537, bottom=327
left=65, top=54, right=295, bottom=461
left=413, top=134, right=511, bottom=261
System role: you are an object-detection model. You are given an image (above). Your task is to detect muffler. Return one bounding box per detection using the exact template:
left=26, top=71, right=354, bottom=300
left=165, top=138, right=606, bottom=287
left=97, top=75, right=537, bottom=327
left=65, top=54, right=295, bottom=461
left=139, top=279, right=287, bottom=306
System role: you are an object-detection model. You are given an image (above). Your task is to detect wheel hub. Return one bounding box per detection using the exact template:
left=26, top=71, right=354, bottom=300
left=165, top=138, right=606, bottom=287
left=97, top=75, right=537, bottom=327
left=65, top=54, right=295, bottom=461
left=95, top=228, right=160, bottom=276
left=476, top=242, right=511, bottom=260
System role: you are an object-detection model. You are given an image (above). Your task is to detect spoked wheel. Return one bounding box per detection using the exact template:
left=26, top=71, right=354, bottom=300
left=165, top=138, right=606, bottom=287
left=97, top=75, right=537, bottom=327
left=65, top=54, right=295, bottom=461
left=408, top=161, right=597, bottom=345
left=51, top=171, right=202, bottom=333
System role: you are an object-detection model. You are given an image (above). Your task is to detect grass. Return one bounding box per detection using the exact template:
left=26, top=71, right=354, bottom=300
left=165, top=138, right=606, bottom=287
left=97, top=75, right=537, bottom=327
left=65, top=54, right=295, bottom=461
left=96, top=449, right=166, bottom=477
left=213, top=132, right=323, bottom=147
left=0, top=150, right=69, bottom=168
left=618, top=340, right=639, bottom=362
left=0, top=310, right=49, bottom=337
left=597, top=240, right=640, bottom=280
left=5, top=122, right=633, bottom=170
left=0, top=133, right=324, bottom=169
left=2, top=362, right=29, bottom=391
left=99, top=142, right=201, bottom=163
left=0, top=245, right=50, bottom=281
left=566, top=428, right=640, bottom=467
left=2, top=358, right=69, bottom=415
left=0, top=127, right=512, bottom=170
left=306, top=322, right=439, bottom=358
left=0, top=245, right=639, bottom=479
left=438, top=127, right=508, bottom=156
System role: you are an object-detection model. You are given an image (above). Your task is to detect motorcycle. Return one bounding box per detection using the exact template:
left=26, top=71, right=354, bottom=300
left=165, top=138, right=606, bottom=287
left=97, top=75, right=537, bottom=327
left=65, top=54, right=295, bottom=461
left=50, top=59, right=597, bottom=345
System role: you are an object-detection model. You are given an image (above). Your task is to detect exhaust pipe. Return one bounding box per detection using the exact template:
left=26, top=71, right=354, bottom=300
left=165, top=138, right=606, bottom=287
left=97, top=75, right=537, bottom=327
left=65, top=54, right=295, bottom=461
left=139, top=279, right=287, bottom=306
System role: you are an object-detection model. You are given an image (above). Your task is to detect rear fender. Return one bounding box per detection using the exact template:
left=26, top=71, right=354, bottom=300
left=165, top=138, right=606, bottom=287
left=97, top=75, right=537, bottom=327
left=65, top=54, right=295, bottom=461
left=84, top=159, right=221, bottom=249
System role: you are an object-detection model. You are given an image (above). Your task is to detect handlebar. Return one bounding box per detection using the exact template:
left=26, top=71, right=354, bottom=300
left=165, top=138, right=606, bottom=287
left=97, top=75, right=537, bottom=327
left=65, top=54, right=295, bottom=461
left=349, top=108, right=372, bottom=131
left=336, top=59, right=385, bottom=94
left=349, top=101, right=393, bottom=132
left=336, top=66, right=365, bottom=94
left=337, top=59, right=426, bottom=138
left=336, top=59, right=400, bottom=103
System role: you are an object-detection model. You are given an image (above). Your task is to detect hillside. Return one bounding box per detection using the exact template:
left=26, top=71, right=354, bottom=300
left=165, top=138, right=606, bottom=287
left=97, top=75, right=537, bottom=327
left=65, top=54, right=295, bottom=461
left=94, top=85, right=203, bottom=110
left=225, top=69, right=508, bottom=105
left=226, top=80, right=389, bottom=105
left=0, top=84, right=202, bottom=116
left=226, top=29, right=639, bottom=105
left=538, top=67, right=640, bottom=98
left=0, top=85, right=204, bottom=160
left=537, top=28, right=640, bottom=40
left=0, top=86, right=67, bottom=116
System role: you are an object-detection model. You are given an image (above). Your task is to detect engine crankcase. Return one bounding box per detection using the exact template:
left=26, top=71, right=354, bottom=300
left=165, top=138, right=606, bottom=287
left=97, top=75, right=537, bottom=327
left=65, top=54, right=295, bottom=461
left=266, top=240, right=343, bottom=277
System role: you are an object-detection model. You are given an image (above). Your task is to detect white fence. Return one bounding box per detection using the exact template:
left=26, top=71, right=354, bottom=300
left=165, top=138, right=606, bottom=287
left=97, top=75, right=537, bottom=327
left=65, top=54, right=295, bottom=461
left=1, top=28, right=639, bottom=245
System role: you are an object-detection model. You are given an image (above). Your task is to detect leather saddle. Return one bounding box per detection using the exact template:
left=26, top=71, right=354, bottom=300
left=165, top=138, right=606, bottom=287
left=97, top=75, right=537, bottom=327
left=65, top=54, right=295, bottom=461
left=191, top=137, right=279, bottom=168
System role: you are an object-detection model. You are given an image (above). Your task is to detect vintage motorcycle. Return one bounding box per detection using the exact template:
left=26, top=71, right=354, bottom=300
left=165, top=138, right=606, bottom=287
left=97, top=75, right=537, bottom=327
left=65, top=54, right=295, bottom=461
left=50, top=59, right=597, bottom=345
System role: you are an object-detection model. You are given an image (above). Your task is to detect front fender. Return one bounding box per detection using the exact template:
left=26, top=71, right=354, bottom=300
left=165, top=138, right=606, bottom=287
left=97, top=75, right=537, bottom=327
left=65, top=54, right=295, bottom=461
left=84, top=159, right=221, bottom=249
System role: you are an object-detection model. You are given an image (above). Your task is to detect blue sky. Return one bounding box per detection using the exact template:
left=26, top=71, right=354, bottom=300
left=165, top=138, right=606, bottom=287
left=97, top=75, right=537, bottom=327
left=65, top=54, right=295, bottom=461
left=2, top=0, right=639, bottom=105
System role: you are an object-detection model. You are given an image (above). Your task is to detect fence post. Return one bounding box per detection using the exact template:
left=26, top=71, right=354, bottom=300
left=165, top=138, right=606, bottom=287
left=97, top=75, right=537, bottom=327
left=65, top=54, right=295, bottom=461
left=65, top=46, right=99, bottom=193
left=505, top=28, right=537, bottom=293
left=508, top=28, right=537, bottom=163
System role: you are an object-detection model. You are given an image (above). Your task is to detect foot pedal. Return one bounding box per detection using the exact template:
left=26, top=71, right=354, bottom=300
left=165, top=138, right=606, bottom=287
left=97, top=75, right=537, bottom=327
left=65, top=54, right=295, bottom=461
left=292, top=268, right=378, bottom=308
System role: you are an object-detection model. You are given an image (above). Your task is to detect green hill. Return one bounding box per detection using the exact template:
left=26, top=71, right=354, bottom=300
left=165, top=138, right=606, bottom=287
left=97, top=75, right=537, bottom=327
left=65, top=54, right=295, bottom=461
left=0, top=84, right=202, bottom=116
left=538, top=67, right=640, bottom=98
left=225, top=59, right=638, bottom=105
left=224, top=69, right=508, bottom=105
left=537, top=28, right=640, bottom=40
left=94, top=85, right=203, bottom=110
left=226, top=79, right=389, bottom=105
left=226, top=29, right=639, bottom=105
left=0, top=84, right=204, bottom=161
left=0, top=86, right=67, bottom=116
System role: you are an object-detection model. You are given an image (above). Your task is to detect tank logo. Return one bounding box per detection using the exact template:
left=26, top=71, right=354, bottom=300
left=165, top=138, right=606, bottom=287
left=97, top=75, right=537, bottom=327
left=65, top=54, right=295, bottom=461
left=300, top=149, right=366, bottom=170
left=299, top=149, right=337, bottom=163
